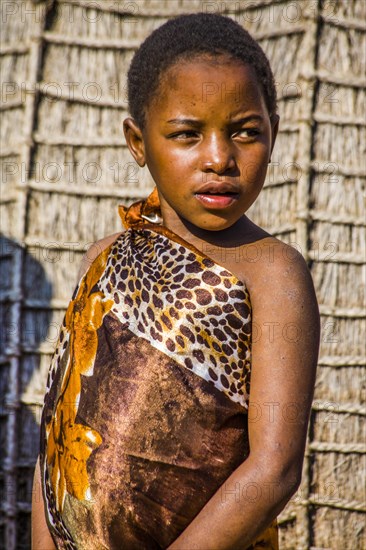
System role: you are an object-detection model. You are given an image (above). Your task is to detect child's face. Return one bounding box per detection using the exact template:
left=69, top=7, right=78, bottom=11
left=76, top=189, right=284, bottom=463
left=124, top=56, right=278, bottom=233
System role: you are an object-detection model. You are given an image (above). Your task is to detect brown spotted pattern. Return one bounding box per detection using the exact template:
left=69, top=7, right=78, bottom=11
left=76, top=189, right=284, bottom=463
left=98, top=228, right=252, bottom=408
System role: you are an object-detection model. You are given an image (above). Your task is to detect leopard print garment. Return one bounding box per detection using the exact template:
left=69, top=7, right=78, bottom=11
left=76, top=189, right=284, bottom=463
left=98, top=226, right=252, bottom=408
left=39, top=189, right=278, bottom=549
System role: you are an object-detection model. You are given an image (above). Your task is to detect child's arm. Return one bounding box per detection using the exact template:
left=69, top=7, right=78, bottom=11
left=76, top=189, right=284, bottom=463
left=31, top=458, right=56, bottom=550
left=167, top=242, right=320, bottom=549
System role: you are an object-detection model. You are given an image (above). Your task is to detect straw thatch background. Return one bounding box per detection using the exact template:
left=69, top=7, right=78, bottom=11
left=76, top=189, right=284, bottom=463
left=0, top=0, right=365, bottom=548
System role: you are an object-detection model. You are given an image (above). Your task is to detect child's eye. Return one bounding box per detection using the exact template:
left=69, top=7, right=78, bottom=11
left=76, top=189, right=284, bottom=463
left=234, top=128, right=260, bottom=138
left=170, top=131, right=199, bottom=140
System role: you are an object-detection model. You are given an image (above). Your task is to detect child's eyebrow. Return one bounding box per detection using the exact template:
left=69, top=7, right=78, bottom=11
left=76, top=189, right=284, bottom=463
left=166, top=118, right=202, bottom=127
left=165, top=114, right=264, bottom=126
left=231, top=114, right=264, bottom=124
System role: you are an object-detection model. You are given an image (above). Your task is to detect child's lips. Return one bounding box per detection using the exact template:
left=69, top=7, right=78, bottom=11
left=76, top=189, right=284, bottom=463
left=194, top=192, right=239, bottom=208
left=194, top=181, right=240, bottom=208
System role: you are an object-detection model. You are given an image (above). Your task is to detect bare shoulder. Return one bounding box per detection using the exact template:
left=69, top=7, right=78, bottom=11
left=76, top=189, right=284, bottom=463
left=241, top=235, right=320, bottom=371
left=231, top=217, right=314, bottom=304
left=242, top=235, right=316, bottom=309
left=77, top=231, right=124, bottom=280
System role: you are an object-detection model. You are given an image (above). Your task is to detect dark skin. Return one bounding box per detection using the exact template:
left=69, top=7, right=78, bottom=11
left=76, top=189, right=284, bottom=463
left=31, top=55, right=319, bottom=549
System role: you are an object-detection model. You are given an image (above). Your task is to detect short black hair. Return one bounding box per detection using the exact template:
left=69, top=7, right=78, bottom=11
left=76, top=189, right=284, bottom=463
left=127, top=12, right=277, bottom=130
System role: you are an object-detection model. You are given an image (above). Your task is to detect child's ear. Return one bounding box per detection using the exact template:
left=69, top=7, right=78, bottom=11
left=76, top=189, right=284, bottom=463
left=269, top=113, right=280, bottom=163
left=123, top=117, right=146, bottom=167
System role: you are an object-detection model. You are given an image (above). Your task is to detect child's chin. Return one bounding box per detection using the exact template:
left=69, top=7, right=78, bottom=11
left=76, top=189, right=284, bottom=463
left=194, top=215, right=241, bottom=232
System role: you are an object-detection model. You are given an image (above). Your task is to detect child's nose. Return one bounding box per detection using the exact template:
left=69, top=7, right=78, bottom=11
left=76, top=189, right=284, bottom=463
left=200, top=134, right=236, bottom=174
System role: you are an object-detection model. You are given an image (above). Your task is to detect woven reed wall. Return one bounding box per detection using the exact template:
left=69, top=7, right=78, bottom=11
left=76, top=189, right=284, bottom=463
left=0, top=1, right=365, bottom=548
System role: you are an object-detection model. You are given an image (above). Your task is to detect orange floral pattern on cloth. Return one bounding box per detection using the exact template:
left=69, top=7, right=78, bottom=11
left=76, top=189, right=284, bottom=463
left=44, top=246, right=114, bottom=513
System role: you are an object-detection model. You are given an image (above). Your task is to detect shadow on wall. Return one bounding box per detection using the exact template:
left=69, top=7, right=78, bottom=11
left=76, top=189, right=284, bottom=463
left=0, top=234, right=53, bottom=550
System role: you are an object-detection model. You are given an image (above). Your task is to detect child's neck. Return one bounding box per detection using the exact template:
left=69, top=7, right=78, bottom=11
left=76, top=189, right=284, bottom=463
left=162, top=213, right=266, bottom=250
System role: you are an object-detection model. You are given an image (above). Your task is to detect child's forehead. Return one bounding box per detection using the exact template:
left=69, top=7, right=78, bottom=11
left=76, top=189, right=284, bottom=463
left=158, top=56, right=258, bottom=94
left=153, top=58, right=264, bottom=111
left=166, top=53, right=248, bottom=78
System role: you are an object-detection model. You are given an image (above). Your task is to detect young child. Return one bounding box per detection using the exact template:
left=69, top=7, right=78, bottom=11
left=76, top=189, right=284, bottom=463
left=32, top=13, right=320, bottom=550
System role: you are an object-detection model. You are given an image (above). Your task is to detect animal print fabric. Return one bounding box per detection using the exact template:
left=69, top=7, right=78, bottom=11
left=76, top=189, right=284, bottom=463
left=98, top=227, right=252, bottom=408
left=39, top=188, right=279, bottom=549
